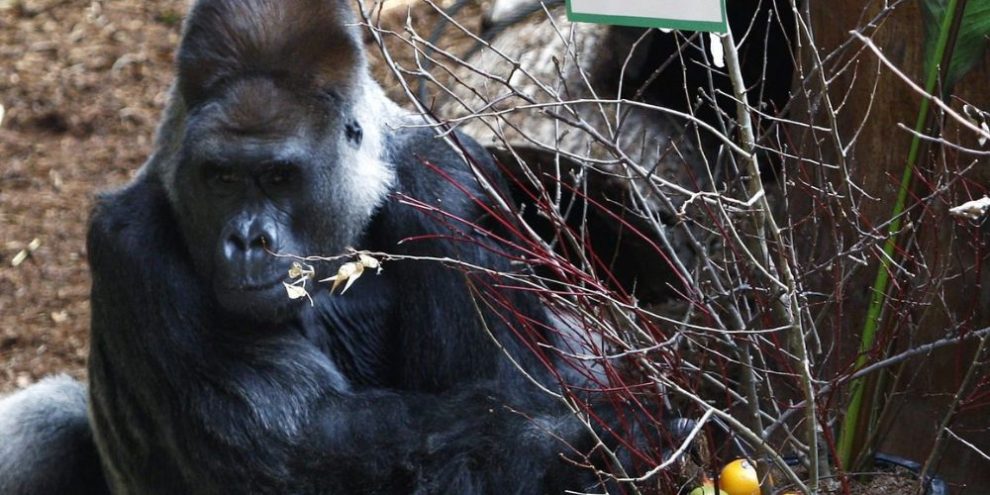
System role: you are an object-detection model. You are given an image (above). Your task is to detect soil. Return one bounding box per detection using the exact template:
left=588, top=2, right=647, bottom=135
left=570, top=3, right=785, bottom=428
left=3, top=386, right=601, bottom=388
left=1, top=0, right=186, bottom=392
left=770, top=463, right=930, bottom=495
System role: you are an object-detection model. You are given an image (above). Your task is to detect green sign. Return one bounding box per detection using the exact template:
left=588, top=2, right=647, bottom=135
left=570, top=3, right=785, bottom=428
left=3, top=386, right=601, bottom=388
left=566, top=0, right=728, bottom=33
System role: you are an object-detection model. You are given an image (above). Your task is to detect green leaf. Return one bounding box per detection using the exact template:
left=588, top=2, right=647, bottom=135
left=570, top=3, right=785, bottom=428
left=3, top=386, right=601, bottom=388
left=922, top=0, right=990, bottom=90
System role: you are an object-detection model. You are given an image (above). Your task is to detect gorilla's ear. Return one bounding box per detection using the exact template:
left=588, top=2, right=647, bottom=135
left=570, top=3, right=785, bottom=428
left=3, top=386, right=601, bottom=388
left=176, top=0, right=364, bottom=104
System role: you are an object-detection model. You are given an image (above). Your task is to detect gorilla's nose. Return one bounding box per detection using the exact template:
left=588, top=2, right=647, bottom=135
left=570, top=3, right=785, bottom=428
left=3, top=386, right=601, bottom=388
left=222, top=215, right=279, bottom=262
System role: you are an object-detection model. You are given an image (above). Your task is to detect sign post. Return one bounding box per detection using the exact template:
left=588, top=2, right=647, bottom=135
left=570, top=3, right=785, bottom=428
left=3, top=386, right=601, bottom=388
left=566, top=0, right=728, bottom=33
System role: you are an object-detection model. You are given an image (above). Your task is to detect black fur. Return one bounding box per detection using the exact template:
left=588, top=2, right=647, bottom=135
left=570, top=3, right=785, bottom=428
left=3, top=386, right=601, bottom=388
left=0, top=376, right=109, bottom=495
left=79, top=119, right=586, bottom=495
left=1, top=0, right=604, bottom=493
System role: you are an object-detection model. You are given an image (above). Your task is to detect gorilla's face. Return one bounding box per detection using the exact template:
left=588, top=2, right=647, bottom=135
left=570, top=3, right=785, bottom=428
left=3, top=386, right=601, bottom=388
left=172, top=78, right=385, bottom=323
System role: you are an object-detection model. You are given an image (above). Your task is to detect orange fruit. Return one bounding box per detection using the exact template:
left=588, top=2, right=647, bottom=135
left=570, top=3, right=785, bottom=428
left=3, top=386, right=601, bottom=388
left=718, top=459, right=760, bottom=495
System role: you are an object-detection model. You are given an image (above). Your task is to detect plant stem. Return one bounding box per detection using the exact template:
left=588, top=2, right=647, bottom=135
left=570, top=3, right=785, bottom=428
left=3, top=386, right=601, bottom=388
left=836, top=0, right=965, bottom=470
left=721, top=27, right=819, bottom=493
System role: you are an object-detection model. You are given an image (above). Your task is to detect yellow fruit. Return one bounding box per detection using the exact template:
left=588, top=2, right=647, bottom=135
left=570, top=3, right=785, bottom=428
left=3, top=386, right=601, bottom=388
left=689, top=484, right=728, bottom=495
left=718, top=459, right=760, bottom=495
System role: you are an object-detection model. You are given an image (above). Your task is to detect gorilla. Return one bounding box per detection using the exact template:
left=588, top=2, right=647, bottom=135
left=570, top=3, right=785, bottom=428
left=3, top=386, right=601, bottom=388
left=0, top=0, right=627, bottom=493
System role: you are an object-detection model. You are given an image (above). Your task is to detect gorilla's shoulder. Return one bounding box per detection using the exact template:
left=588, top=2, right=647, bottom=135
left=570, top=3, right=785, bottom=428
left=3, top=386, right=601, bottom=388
left=89, top=174, right=172, bottom=235
left=387, top=125, right=503, bottom=201
left=389, top=125, right=493, bottom=160
left=87, top=174, right=180, bottom=267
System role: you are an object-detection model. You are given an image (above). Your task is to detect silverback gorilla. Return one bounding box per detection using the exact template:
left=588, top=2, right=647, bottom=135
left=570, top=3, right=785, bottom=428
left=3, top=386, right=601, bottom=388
left=0, top=0, right=614, bottom=493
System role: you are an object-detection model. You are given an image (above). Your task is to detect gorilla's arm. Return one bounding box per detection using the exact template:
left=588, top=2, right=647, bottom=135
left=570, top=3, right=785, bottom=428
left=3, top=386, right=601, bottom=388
left=367, top=127, right=562, bottom=394
left=87, top=174, right=348, bottom=493
left=86, top=174, right=584, bottom=494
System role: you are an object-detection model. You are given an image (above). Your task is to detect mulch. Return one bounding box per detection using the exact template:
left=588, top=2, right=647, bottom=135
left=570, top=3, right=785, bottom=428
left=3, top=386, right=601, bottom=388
left=1, top=0, right=185, bottom=392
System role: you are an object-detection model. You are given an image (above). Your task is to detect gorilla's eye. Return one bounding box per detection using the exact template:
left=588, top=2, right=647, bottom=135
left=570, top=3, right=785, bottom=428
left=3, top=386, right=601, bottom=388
left=202, top=162, right=239, bottom=188
left=218, top=171, right=238, bottom=184
left=265, top=162, right=297, bottom=187
left=269, top=170, right=292, bottom=185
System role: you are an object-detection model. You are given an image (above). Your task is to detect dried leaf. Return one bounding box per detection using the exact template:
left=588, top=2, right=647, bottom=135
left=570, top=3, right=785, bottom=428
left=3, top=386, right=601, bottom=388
left=327, top=275, right=345, bottom=293
left=949, top=196, right=990, bottom=220
left=283, top=282, right=310, bottom=300
left=340, top=262, right=361, bottom=278
left=10, top=250, right=28, bottom=267
left=320, top=261, right=365, bottom=294
left=288, top=263, right=303, bottom=279
left=339, top=269, right=363, bottom=294
left=358, top=253, right=382, bottom=273
left=963, top=104, right=990, bottom=146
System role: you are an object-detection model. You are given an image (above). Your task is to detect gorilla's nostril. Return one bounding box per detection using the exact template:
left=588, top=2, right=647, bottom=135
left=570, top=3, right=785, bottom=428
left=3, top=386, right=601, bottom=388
left=226, top=235, right=271, bottom=256
left=226, top=234, right=247, bottom=252
left=251, top=234, right=267, bottom=250
left=253, top=227, right=279, bottom=254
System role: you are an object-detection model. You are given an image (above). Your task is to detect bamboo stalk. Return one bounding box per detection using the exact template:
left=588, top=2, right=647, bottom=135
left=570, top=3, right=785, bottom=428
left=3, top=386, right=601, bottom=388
left=836, top=0, right=967, bottom=471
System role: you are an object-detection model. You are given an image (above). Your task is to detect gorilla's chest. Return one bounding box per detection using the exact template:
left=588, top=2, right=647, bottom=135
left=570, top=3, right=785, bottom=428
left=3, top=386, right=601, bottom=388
left=300, top=271, right=400, bottom=388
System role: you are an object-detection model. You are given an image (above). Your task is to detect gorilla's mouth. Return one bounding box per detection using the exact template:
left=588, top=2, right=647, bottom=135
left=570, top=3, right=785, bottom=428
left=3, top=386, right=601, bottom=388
left=215, top=273, right=301, bottom=322
left=215, top=261, right=293, bottom=294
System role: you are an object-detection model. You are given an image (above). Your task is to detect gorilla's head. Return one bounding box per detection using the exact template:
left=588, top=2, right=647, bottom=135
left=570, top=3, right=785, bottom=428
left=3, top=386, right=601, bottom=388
left=165, top=0, right=395, bottom=322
